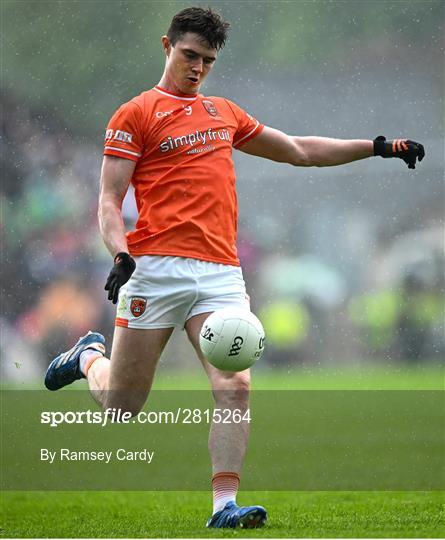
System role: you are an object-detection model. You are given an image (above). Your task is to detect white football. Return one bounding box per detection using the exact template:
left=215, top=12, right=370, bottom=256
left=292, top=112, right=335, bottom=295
left=199, top=308, right=266, bottom=372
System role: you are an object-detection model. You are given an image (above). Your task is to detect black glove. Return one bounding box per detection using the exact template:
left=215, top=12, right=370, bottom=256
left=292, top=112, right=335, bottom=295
left=373, top=135, right=425, bottom=169
left=104, top=252, right=136, bottom=304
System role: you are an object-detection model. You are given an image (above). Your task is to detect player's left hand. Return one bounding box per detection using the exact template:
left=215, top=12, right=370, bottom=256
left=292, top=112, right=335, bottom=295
left=104, top=252, right=136, bottom=304
left=373, top=135, right=425, bottom=169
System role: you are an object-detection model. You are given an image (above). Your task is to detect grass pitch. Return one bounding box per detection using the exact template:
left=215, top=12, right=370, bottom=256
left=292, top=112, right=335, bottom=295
left=1, top=364, right=443, bottom=537
left=1, top=491, right=443, bottom=538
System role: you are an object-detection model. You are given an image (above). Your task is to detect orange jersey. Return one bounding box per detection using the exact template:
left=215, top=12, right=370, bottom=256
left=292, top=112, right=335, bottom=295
left=103, top=86, right=263, bottom=266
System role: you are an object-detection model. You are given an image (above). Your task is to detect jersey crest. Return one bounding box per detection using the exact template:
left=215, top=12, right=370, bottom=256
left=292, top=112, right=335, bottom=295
left=202, top=99, right=218, bottom=117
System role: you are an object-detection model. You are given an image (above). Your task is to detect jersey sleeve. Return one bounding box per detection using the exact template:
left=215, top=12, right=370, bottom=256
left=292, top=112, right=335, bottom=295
left=225, top=99, right=264, bottom=149
left=103, top=101, right=144, bottom=162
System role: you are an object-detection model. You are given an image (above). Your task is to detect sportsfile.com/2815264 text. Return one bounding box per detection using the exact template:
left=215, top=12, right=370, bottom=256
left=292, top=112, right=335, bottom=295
left=40, top=408, right=252, bottom=427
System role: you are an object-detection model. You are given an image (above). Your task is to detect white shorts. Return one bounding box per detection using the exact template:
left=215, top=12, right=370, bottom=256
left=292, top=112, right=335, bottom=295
left=115, top=256, right=250, bottom=329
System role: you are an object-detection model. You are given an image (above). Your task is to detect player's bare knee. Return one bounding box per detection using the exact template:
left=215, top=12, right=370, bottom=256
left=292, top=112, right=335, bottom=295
left=213, top=370, right=250, bottom=390
left=212, top=372, right=250, bottom=407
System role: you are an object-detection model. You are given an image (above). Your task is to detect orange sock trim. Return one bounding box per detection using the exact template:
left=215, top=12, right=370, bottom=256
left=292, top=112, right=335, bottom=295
left=212, top=472, right=240, bottom=482
left=83, top=353, right=104, bottom=376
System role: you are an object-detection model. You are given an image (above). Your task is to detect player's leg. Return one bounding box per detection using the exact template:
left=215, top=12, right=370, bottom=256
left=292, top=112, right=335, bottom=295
left=185, top=312, right=266, bottom=528
left=186, top=311, right=251, bottom=472
left=45, top=255, right=187, bottom=413
left=45, top=325, right=173, bottom=416
left=87, top=325, right=173, bottom=415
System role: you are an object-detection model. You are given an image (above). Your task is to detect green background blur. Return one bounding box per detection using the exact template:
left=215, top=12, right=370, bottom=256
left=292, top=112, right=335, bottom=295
left=3, top=1, right=443, bottom=135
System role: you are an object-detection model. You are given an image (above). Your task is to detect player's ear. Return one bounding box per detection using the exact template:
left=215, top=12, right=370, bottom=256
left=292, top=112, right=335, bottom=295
left=161, top=36, right=171, bottom=56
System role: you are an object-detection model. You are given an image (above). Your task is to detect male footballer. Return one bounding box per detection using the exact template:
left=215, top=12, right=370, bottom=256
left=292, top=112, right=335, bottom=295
left=45, top=6, right=425, bottom=529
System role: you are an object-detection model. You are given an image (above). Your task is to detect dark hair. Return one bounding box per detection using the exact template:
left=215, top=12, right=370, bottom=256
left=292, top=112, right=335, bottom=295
left=167, top=7, right=230, bottom=50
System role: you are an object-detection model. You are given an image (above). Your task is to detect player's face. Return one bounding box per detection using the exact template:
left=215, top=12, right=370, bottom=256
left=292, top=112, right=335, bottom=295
left=162, top=32, right=217, bottom=94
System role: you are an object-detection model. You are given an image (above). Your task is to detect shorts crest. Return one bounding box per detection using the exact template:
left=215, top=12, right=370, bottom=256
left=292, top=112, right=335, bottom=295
left=130, top=297, right=147, bottom=317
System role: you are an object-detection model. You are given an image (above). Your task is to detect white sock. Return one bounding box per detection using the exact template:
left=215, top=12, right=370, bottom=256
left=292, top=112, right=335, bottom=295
left=79, top=349, right=103, bottom=376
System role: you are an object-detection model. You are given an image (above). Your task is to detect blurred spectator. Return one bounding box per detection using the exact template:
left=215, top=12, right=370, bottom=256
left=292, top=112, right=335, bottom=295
left=349, top=290, right=400, bottom=354
left=397, top=271, right=444, bottom=361
left=349, top=241, right=445, bottom=362
left=259, top=300, right=310, bottom=366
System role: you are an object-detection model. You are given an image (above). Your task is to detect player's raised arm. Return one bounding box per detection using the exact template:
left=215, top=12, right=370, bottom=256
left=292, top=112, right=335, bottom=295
left=239, top=126, right=425, bottom=169
left=98, top=155, right=137, bottom=303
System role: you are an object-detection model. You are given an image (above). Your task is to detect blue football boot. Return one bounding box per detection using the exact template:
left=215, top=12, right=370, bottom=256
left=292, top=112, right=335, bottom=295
left=44, top=331, right=106, bottom=391
left=206, top=501, right=267, bottom=528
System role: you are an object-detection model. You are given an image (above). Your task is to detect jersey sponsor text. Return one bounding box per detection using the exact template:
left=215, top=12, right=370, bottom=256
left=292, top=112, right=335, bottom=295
left=159, top=128, right=230, bottom=153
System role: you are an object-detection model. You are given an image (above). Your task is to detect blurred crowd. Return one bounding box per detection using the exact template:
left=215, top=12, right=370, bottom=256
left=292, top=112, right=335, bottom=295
left=2, top=92, right=114, bottom=380
left=1, top=92, right=444, bottom=380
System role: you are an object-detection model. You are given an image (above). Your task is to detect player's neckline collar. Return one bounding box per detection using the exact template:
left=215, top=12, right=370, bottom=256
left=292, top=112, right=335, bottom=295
left=154, top=86, right=199, bottom=101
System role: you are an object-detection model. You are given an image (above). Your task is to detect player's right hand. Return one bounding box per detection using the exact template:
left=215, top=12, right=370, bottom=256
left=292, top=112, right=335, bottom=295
left=104, top=252, right=136, bottom=304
